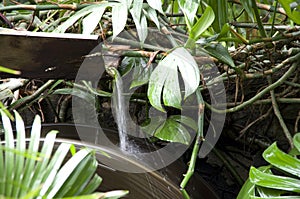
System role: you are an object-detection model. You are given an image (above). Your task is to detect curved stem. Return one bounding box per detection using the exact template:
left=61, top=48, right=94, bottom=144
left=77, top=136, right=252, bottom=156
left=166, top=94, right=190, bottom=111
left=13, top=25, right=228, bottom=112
left=206, top=58, right=299, bottom=113
left=180, top=89, right=204, bottom=198
left=267, top=76, right=294, bottom=149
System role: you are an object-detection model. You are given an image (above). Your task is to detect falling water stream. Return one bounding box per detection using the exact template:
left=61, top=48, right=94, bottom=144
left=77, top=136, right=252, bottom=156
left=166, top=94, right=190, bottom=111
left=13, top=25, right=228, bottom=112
left=112, top=70, right=128, bottom=151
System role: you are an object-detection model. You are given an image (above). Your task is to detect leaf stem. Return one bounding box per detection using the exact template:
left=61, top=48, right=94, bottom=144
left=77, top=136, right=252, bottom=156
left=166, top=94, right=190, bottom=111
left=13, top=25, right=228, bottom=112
left=180, top=89, right=204, bottom=197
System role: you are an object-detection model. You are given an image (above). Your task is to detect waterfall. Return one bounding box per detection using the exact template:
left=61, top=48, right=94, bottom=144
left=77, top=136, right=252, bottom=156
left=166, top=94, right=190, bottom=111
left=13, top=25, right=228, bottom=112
left=112, top=69, right=128, bottom=151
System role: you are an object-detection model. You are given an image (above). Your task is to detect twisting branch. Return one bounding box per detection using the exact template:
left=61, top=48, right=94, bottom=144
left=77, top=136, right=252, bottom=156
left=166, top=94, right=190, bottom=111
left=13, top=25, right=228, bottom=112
left=228, top=0, right=286, bottom=15
left=206, top=56, right=299, bottom=113
left=0, top=12, right=13, bottom=28
left=267, top=76, right=294, bottom=149
left=230, top=22, right=300, bottom=31
left=237, top=107, right=273, bottom=140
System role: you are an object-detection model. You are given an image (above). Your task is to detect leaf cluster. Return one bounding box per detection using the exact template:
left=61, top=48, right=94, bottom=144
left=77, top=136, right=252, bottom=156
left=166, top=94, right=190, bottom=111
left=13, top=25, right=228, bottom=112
left=238, top=133, right=300, bottom=199
left=0, top=111, right=128, bottom=199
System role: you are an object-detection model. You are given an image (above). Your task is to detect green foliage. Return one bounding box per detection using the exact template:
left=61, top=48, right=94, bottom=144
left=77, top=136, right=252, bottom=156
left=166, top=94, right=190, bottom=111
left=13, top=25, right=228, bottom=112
left=142, top=115, right=197, bottom=145
left=185, top=5, right=215, bottom=48
left=0, top=111, right=128, bottom=199
left=237, top=133, right=300, bottom=199
left=208, top=0, right=228, bottom=33
left=278, top=0, right=300, bottom=24
left=189, top=5, right=215, bottom=41
left=147, top=47, right=200, bottom=112
left=119, top=57, right=153, bottom=88
left=203, top=43, right=236, bottom=69
left=53, top=0, right=162, bottom=41
left=54, top=4, right=112, bottom=34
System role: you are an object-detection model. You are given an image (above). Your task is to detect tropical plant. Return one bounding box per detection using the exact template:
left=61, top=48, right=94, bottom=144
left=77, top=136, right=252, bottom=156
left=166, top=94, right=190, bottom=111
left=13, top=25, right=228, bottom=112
left=0, top=110, right=128, bottom=199
left=237, top=133, right=300, bottom=199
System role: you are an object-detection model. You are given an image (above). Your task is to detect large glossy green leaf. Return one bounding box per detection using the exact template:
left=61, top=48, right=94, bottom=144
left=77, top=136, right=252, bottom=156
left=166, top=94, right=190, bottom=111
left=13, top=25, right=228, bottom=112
left=263, top=143, right=300, bottom=178
left=237, top=166, right=273, bottom=199
left=204, top=43, right=236, bottom=69
left=112, top=2, right=128, bottom=40
left=256, top=186, right=285, bottom=198
left=147, top=55, right=170, bottom=112
left=237, top=178, right=255, bottom=199
left=162, top=57, right=181, bottom=109
left=189, top=6, right=215, bottom=40
left=249, top=167, right=300, bottom=193
left=278, top=0, right=300, bottom=24
left=175, top=48, right=200, bottom=99
left=141, top=116, right=166, bottom=136
left=142, top=115, right=195, bottom=144
left=154, top=118, right=191, bottom=145
left=169, top=115, right=197, bottom=131
left=147, top=47, right=200, bottom=112
left=82, top=5, right=106, bottom=34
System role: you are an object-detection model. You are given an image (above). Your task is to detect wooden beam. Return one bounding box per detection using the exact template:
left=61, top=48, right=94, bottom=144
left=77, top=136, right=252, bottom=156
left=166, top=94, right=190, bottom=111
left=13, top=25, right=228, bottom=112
left=0, top=28, right=101, bottom=79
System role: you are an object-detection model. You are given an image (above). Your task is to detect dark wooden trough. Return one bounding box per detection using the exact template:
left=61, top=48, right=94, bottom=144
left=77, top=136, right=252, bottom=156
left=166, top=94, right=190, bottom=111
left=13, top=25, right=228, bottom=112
left=0, top=28, right=100, bottom=79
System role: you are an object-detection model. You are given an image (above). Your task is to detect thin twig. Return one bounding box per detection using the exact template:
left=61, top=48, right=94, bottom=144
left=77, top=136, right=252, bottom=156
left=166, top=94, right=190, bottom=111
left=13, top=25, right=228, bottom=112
left=230, top=22, right=300, bottom=31
left=212, top=148, right=244, bottom=186
left=206, top=58, right=299, bottom=113
left=8, top=80, right=56, bottom=111
left=237, top=107, right=273, bottom=140
left=0, top=12, right=13, bottom=28
left=228, top=0, right=286, bottom=15
left=267, top=76, right=294, bottom=148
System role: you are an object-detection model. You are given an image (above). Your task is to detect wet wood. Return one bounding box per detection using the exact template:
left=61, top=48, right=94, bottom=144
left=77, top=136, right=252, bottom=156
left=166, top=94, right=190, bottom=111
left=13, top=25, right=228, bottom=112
left=0, top=28, right=101, bottom=79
